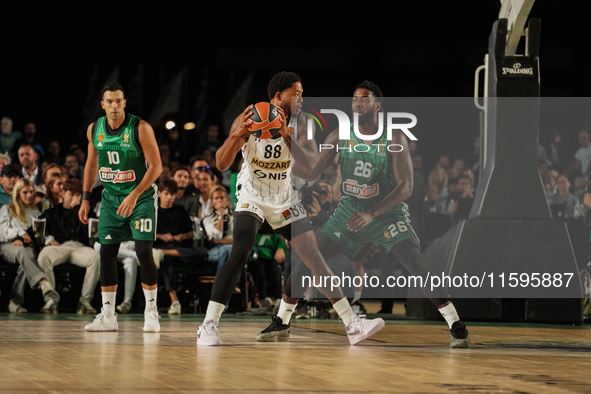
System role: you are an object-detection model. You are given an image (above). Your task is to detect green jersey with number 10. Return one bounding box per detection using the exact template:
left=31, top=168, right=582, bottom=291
left=93, top=114, right=151, bottom=197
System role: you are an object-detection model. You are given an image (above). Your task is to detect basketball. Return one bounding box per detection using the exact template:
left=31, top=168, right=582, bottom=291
left=247, top=102, right=283, bottom=139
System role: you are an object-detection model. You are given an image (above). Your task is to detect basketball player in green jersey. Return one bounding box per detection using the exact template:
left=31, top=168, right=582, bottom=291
left=259, top=81, right=470, bottom=348
left=79, top=82, right=163, bottom=333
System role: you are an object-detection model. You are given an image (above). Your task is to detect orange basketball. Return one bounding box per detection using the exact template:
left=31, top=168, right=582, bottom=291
left=247, top=102, right=283, bottom=139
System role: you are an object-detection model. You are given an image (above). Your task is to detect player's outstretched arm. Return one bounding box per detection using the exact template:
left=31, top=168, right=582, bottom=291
left=216, top=105, right=253, bottom=172
left=117, top=121, right=162, bottom=218
left=80, top=124, right=98, bottom=225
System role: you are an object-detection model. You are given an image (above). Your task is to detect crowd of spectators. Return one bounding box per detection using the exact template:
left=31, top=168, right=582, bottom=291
left=1, top=113, right=590, bottom=315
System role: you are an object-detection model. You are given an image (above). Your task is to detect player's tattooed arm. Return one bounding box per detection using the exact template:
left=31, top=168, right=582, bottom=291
left=216, top=105, right=253, bottom=172
left=79, top=123, right=98, bottom=225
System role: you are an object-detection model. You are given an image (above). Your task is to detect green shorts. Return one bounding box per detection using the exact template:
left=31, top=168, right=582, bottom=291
left=320, top=198, right=416, bottom=258
left=98, top=187, right=158, bottom=244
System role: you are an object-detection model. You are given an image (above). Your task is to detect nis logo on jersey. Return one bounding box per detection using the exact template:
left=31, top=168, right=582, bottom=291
left=99, top=167, right=136, bottom=183
left=343, top=179, right=379, bottom=198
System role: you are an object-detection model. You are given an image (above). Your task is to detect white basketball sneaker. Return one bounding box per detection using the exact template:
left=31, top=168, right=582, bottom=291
left=143, top=310, right=161, bottom=333
left=85, top=309, right=118, bottom=332
left=197, top=320, right=223, bottom=346
left=345, top=314, right=385, bottom=345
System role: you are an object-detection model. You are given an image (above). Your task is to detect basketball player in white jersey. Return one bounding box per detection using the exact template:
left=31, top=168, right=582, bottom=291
left=197, top=72, right=385, bottom=346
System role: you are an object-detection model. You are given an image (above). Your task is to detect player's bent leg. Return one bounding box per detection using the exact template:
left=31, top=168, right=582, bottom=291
left=390, top=237, right=470, bottom=348
left=198, top=213, right=262, bottom=346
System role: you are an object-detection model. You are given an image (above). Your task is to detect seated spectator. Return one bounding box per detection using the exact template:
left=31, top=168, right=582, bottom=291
left=0, top=164, right=21, bottom=208
left=37, top=179, right=100, bottom=314
left=64, top=154, right=84, bottom=180
left=166, top=127, right=188, bottom=164
left=454, top=175, right=475, bottom=220
left=445, top=177, right=460, bottom=213
left=437, top=155, right=450, bottom=170
left=37, top=175, right=66, bottom=213
left=45, top=141, right=64, bottom=165
left=0, top=152, right=11, bottom=170
left=160, top=164, right=172, bottom=183
left=548, top=170, right=559, bottom=195
left=549, top=174, right=583, bottom=219
left=1, top=117, right=23, bottom=159
left=424, top=166, right=449, bottom=213
left=35, top=163, right=62, bottom=203
left=452, top=158, right=465, bottom=175
left=249, top=230, right=287, bottom=310
left=575, top=130, right=591, bottom=181
left=412, top=155, right=425, bottom=187
left=172, top=166, right=199, bottom=217
left=195, top=125, right=223, bottom=155
left=202, top=185, right=234, bottom=275
left=572, top=174, right=586, bottom=204
left=18, top=143, right=43, bottom=186
left=154, top=180, right=208, bottom=315
left=0, top=178, right=59, bottom=313
left=11, top=122, right=44, bottom=160
left=186, top=157, right=210, bottom=197
left=196, top=168, right=216, bottom=219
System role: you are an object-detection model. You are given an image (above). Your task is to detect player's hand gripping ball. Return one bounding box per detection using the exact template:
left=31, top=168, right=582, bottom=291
left=247, top=102, right=283, bottom=139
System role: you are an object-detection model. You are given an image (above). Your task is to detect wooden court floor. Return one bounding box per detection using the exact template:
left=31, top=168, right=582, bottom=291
left=1, top=312, right=590, bottom=394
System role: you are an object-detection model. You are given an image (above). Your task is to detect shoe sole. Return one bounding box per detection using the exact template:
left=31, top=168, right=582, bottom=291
left=144, top=325, right=161, bottom=333
left=197, top=338, right=223, bottom=346
left=168, top=311, right=181, bottom=315
left=255, top=329, right=290, bottom=342
left=349, top=318, right=386, bottom=346
left=85, top=326, right=118, bottom=332
left=450, top=335, right=470, bottom=348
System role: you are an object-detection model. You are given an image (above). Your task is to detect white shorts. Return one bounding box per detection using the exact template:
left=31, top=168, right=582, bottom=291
left=235, top=188, right=307, bottom=229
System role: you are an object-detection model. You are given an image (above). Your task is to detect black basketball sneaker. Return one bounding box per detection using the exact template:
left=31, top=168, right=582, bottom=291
left=450, top=320, right=470, bottom=348
left=256, top=315, right=290, bottom=342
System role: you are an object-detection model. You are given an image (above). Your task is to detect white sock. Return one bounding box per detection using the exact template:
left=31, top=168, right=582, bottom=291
left=353, top=290, right=362, bottom=303
left=277, top=300, right=297, bottom=325
left=101, top=292, right=116, bottom=316
left=143, top=288, right=158, bottom=313
left=438, top=303, right=460, bottom=329
left=204, top=300, right=226, bottom=325
left=333, top=298, right=355, bottom=327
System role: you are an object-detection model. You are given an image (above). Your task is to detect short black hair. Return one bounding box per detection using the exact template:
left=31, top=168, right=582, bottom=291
left=159, top=179, right=179, bottom=195
left=102, top=82, right=124, bottom=98
left=267, top=72, right=301, bottom=100
left=355, top=80, right=383, bottom=103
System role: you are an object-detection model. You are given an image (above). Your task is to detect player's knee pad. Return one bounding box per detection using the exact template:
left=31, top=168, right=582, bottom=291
left=99, top=243, right=120, bottom=287
left=134, top=240, right=158, bottom=286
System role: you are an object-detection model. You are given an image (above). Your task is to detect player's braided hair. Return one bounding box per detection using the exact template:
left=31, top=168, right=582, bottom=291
left=355, top=80, right=383, bottom=103
left=102, top=82, right=125, bottom=97
left=267, top=72, right=301, bottom=100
